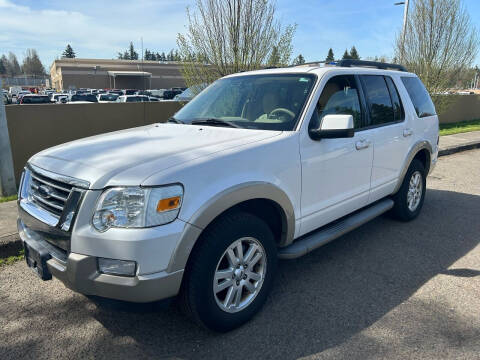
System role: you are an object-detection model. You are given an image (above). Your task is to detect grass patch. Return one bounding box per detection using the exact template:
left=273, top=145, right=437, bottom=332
left=440, top=119, right=480, bottom=136
left=0, top=249, right=24, bottom=267
left=0, top=195, right=17, bottom=203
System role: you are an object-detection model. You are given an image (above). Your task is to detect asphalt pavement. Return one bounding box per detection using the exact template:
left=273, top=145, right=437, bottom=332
left=1, top=149, right=479, bottom=360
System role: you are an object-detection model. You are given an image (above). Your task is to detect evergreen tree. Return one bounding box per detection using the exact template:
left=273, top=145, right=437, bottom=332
left=128, top=42, right=138, bottom=60
left=62, top=44, right=76, bottom=58
left=167, top=49, right=175, bottom=61
left=342, top=49, right=351, bottom=60
left=325, top=48, right=334, bottom=62
left=349, top=46, right=360, bottom=60
left=160, top=52, right=166, bottom=61
left=0, top=55, right=7, bottom=75
left=292, top=54, right=305, bottom=65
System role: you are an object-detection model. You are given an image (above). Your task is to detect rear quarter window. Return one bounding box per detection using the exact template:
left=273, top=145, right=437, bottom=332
left=401, top=77, right=436, bottom=118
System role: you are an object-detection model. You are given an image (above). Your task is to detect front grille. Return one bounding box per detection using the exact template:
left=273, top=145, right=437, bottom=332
left=28, top=170, right=74, bottom=218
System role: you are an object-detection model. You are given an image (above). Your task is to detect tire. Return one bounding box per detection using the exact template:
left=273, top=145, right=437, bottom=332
left=179, top=211, right=277, bottom=332
left=391, top=159, right=426, bottom=221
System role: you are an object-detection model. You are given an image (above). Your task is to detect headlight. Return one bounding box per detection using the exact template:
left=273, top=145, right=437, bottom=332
left=92, top=185, right=183, bottom=232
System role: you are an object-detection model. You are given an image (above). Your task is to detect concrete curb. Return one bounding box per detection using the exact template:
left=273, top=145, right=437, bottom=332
left=1, top=138, right=480, bottom=259
left=438, top=140, right=480, bottom=157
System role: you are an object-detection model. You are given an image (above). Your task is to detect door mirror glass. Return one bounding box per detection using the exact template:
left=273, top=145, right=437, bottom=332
left=309, top=114, right=354, bottom=140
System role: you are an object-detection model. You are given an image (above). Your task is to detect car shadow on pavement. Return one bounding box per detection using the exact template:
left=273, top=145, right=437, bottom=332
left=2, top=189, right=480, bottom=359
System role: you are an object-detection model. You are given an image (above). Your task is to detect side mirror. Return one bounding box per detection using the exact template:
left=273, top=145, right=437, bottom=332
left=309, top=114, right=355, bottom=140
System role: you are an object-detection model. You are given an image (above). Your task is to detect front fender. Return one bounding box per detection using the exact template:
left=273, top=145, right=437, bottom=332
left=167, top=181, right=295, bottom=272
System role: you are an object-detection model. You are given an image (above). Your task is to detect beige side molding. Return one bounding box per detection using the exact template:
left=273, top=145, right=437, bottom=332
left=168, top=182, right=296, bottom=272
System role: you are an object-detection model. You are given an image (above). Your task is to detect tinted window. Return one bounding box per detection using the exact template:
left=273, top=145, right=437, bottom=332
left=362, top=75, right=394, bottom=125
left=401, top=77, right=436, bottom=117
left=22, top=96, right=50, bottom=104
left=385, top=77, right=405, bottom=122
left=310, top=75, right=362, bottom=130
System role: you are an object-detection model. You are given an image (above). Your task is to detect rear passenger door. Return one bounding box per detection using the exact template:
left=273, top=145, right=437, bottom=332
left=359, top=75, right=412, bottom=203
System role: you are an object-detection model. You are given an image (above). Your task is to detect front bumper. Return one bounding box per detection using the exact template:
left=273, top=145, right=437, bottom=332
left=18, top=219, right=184, bottom=303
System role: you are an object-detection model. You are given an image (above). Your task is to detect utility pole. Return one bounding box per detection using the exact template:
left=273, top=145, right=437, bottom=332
left=395, top=0, right=410, bottom=63
left=0, top=79, right=17, bottom=196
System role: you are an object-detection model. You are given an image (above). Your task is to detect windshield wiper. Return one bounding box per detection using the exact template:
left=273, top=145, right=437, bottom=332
left=190, top=118, right=241, bottom=128
left=167, top=117, right=185, bottom=124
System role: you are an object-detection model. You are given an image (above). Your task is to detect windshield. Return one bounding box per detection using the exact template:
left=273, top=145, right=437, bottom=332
left=174, top=73, right=316, bottom=131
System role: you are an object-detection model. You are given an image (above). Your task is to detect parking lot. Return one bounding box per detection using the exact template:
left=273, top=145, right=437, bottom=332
left=0, top=149, right=479, bottom=360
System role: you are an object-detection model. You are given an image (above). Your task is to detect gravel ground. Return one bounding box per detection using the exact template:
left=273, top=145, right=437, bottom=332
left=1, top=149, right=479, bottom=360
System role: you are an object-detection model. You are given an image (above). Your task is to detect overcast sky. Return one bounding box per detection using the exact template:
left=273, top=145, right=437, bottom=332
left=1, top=0, right=479, bottom=70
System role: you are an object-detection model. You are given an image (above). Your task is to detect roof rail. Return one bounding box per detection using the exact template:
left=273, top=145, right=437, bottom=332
left=336, top=59, right=407, bottom=72
left=292, top=59, right=407, bottom=72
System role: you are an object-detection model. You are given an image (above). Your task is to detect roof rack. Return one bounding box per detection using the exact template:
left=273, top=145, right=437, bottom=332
left=292, top=59, right=407, bottom=72
left=336, top=59, right=407, bottom=72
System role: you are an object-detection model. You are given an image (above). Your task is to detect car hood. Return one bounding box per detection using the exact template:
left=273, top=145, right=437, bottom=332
left=30, top=123, right=282, bottom=189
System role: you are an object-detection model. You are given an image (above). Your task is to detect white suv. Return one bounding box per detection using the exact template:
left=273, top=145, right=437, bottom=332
left=18, top=60, right=438, bottom=331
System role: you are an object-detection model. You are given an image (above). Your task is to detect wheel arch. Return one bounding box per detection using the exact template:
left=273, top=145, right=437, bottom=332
left=167, top=182, right=295, bottom=273
left=393, top=140, right=432, bottom=194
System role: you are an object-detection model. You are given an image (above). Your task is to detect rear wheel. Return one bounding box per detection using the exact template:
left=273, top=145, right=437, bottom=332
left=391, top=159, right=426, bottom=221
left=180, top=211, right=277, bottom=332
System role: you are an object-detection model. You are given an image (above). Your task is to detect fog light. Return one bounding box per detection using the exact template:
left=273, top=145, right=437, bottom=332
left=98, top=258, right=136, bottom=277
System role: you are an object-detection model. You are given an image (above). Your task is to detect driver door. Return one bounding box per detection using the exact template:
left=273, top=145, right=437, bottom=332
left=299, top=74, right=374, bottom=236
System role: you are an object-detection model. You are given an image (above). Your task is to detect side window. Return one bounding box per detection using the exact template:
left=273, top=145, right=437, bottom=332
left=385, top=77, right=405, bottom=122
left=361, top=75, right=394, bottom=125
left=311, top=75, right=362, bottom=130
left=401, top=77, right=436, bottom=118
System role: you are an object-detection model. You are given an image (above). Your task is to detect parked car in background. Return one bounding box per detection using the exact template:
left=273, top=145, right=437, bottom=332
left=148, top=96, right=159, bottom=102
left=69, top=94, right=98, bottom=103
left=51, top=94, right=69, bottom=103
left=162, top=88, right=183, bottom=100
left=116, top=95, right=150, bottom=102
left=123, top=89, right=137, bottom=95
left=20, top=95, right=51, bottom=104
left=16, top=90, right=32, bottom=104
left=97, top=93, right=119, bottom=103
left=2, top=90, right=12, bottom=104
left=148, top=89, right=166, bottom=98
left=108, top=90, right=123, bottom=96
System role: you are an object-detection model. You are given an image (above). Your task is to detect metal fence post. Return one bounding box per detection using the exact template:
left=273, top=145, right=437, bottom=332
left=0, top=80, right=17, bottom=197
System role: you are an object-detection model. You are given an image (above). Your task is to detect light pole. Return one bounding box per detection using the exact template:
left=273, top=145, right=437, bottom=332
left=395, top=0, right=410, bottom=63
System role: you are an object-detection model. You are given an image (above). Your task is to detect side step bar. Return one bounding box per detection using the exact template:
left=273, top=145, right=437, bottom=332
left=278, top=199, right=394, bottom=259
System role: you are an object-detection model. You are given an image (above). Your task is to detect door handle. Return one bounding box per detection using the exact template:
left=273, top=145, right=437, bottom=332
left=403, top=128, right=413, bottom=137
left=355, top=139, right=371, bottom=150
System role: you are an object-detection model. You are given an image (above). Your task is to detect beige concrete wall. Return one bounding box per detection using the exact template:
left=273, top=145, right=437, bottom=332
left=6, top=102, right=182, bottom=184
left=438, top=95, right=480, bottom=124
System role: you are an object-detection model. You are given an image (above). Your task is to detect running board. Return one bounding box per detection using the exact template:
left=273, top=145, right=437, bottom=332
left=278, top=199, right=394, bottom=259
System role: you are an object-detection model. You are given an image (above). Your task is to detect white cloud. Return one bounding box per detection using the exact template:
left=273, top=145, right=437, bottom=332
left=0, top=0, right=189, bottom=68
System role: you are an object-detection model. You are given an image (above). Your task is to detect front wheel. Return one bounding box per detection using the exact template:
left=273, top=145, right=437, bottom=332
left=180, top=211, right=277, bottom=332
left=391, top=159, right=426, bottom=221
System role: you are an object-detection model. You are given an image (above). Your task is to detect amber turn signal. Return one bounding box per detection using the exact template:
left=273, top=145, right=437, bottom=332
left=156, top=196, right=181, bottom=212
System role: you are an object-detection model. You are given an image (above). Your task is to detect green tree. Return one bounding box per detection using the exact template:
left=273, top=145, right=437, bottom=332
left=349, top=46, right=360, bottom=60
left=6, top=52, right=21, bottom=76
left=22, top=49, right=45, bottom=76
left=292, top=54, right=305, bottom=65
left=0, top=55, right=7, bottom=75
left=342, top=49, right=351, bottom=60
left=268, top=46, right=281, bottom=66
left=325, top=48, right=335, bottom=62
left=128, top=42, right=138, bottom=60
left=177, top=0, right=296, bottom=88
left=62, top=44, right=76, bottom=58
